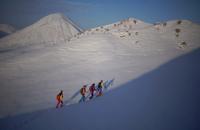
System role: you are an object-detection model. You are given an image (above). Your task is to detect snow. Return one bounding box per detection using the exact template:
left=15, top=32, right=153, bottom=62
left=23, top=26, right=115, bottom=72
left=0, top=13, right=82, bottom=50
left=0, top=13, right=200, bottom=130
left=1, top=48, right=199, bottom=130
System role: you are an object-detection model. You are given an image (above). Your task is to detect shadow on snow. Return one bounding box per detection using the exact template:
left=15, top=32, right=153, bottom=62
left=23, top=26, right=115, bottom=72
left=0, top=48, right=200, bottom=130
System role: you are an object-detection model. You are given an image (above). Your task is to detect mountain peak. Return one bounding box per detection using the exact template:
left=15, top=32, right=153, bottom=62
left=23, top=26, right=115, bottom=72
left=38, top=13, right=67, bottom=23
left=34, top=13, right=82, bottom=32
left=0, top=13, right=82, bottom=49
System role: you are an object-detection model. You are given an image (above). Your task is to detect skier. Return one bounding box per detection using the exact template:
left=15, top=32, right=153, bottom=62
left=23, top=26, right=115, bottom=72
left=80, top=85, right=87, bottom=102
left=56, top=90, right=64, bottom=108
left=89, top=83, right=96, bottom=99
left=97, top=80, right=104, bottom=96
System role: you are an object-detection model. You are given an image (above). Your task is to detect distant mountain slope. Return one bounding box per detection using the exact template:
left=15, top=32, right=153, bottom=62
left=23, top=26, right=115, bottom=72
left=0, top=24, right=16, bottom=34
left=0, top=13, right=82, bottom=49
left=83, top=19, right=200, bottom=51
left=0, top=24, right=16, bottom=38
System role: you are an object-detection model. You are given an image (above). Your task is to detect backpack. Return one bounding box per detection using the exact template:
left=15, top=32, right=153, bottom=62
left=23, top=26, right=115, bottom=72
left=90, top=85, right=95, bottom=92
left=80, top=88, right=84, bottom=95
left=98, top=82, right=102, bottom=89
left=56, top=95, right=60, bottom=100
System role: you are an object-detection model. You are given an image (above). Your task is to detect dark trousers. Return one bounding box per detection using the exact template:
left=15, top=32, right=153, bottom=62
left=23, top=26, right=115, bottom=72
left=90, top=92, right=94, bottom=99
left=80, top=95, right=85, bottom=102
left=56, top=100, right=63, bottom=108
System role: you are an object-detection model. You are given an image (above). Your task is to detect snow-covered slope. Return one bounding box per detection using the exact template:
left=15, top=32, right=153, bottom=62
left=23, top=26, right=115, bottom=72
left=1, top=48, right=199, bottom=130
left=153, top=20, right=200, bottom=49
left=0, top=13, right=82, bottom=50
left=96, top=17, right=152, bottom=31
left=0, top=14, right=199, bottom=129
left=83, top=19, right=199, bottom=51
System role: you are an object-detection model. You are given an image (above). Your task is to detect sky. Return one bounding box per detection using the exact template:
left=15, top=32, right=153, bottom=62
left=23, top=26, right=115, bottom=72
left=0, top=0, right=200, bottom=29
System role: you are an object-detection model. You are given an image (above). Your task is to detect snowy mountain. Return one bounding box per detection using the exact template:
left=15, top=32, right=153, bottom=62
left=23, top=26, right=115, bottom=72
left=0, top=13, right=82, bottom=50
left=0, top=24, right=16, bottom=38
left=95, top=17, right=152, bottom=31
left=0, top=14, right=199, bottom=130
